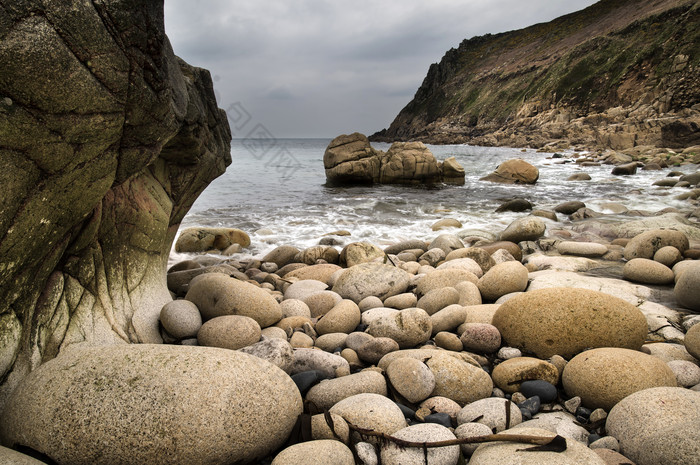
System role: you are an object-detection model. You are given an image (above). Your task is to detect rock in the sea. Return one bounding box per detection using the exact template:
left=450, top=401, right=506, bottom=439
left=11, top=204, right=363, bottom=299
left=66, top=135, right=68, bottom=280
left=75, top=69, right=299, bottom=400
left=380, top=423, right=460, bottom=465
left=271, top=440, right=355, bottom=465
left=329, top=393, right=407, bottom=444
left=562, top=348, right=677, bottom=411
left=367, top=308, right=432, bottom=349
left=197, top=315, right=261, bottom=350
left=567, top=173, right=592, bottom=181
left=623, top=258, right=674, bottom=284
left=175, top=227, right=250, bottom=253
left=623, top=229, right=689, bottom=260
left=492, top=288, right=647, bottom=358
left=470, top=427, right=606, bottom=464
left=606, top=387, right=700, bottom=465
left=432, top=218, right=463, bottom=230
left=611, top=162, right=638, bottom=175
left=380, top=142, right=441, bottom=184
left=306, top=370, right=388, bottom=411
left=0, top=345, right=301, bottom=465
left=160, top=300, right=203, bottom=339
left=491, top=357, right=559, bottom=394
left=499, top=216, right=546, bottom=243
left=480, top=159, right=539, bottom=184
left=324, top=133, right=381, bottom=185
left=675, top=265, right=700, bottom=311
left=332, top=263, right=411, bottom=303
left=495, top=198, right=533, bottom=213
left=477, top=261, right=529, bottom=301
left=185, top=273, right=282, bottom=327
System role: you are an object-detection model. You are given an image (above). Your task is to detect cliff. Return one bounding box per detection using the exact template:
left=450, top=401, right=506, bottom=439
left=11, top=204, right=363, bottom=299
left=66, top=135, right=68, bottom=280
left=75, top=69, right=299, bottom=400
left=0, top=0, right=231, bottom=408
left=371, top=0, right=700, bottom=150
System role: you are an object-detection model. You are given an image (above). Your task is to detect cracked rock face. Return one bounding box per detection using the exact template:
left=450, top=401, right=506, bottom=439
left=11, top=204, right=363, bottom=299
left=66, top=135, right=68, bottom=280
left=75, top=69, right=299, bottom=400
left=0, top=0, right=231, bottom=409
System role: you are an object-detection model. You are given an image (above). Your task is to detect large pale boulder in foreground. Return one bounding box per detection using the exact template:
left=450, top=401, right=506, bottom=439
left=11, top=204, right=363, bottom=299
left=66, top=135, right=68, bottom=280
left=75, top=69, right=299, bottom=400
left=607, top=387, right=700, bottom=465
left=492, top=288, right=648, bottom=358
left=0, top=1, right=232, bottom=409
left=0, top=345, right=302, bottom=465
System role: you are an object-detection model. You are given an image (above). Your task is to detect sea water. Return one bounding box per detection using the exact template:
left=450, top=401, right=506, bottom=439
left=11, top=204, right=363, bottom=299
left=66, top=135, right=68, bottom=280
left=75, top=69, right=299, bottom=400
left=170, top=138, right=694, bottom=263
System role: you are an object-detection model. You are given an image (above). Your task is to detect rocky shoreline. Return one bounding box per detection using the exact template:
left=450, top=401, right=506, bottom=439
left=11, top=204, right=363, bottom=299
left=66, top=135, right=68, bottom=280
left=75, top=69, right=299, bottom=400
left=4, top=149, right=700, bottom=464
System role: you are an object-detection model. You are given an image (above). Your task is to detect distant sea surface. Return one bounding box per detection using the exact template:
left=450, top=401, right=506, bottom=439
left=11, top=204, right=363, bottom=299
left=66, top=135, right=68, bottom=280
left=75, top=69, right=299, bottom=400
left=171, top=138, right=694, bottom=262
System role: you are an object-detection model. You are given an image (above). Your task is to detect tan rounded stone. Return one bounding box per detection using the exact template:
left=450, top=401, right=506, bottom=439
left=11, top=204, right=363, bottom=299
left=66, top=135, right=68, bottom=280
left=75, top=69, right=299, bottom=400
left=431, top=304, right=468, bottom=335
left=314, top=333, right=349, bottom=352
left=480, top=159, right=539, bottom=184
left=492, top=288, right=648, bottom=359
left=310, top=413, right=350, bottom=444
left=290, top=331, right=314, bottom=348
left=271, top=440, right=355, bottom=465
left=456, top=397, right=522, bottom=432
left=623, top=258, right=674, bottom=284
left=491, top=357, right=559, bottom=394
left=329, top=393, right=407, bottom=445
left=455, top=422, right=493, bottom=456
left=345, top=331, right=375, bottom=351
left=499, top=216, right=546, bottom=243
left=641, top=342, right=698, bottom=364
left=557, top=241, right=609, bottom=257
left=380, top=423, right=460, bottom=465
left=462, top=304, right=500, bottom=325
left=455, top=280, right=483, bottom=306
left=477, top=261, right=529, bottom=302
left=434, top=331, right=464, bottom=351
left=306, top=370, right=387, bottom=411
left=437, top=258, right=484, bottom=277
left=446, top=247, right=496, bottom=273
left=303, top=290, right=343, bottom=318
left=417, top=287, right=461, bottom=315
left=386, top=357, right=435, bottom=403
left=185, top=273, right=282, bottom=328
left=341, top=242, right=385, bottom=267
left=283, top=264, right=343, bottom=285
left=478, top=241, right=523, bottom=262
left=675, top=265, right=700, bottom=311
left=290, top=348, right=351, bottom=378
left=383, top=292, right=418, bottom=309
left=415, top=269, right=478, bottom=297
left=280, top=299, right=311, bottom=318
left=667, top=360, right=700, bottom=387
left=470, top=427, right=606, bottom=464
left=0, top=446, right=47, bottom=464
left=654, top=246, right=683, bottom=267
left=197, top=315, right=261, bottom=350
left=685, top=323, right=700, bottom=361
left=357, top=337, right=400, bottom=365
left=315, top=300, right=361, bottom=335
left=432, top=218, right=463, bottom=231
left=623, top=229, right=689, bottom=261
left=239, top=337, right=294, bottom=373
left=562, top=348, right=677, bottom=411
left=160, top=300, right=203, bottom=339
left=377, top=349, right=479, bottom=370
left=367, top=308, right=432, bottom=349
left=332, top=263, right=411, bottom=303
left=420, top=396, right=462, bottom=420
left=276, top=316, right=313, bottom=332
left=0, top=345, right=301, bottom=465
left=607, top=387, right=700, bottom=465
left=460, top=323, right=502, bottom=353
left=176, top=227, right=251, bottom=252
left=424, top=352, right=493, bottom=406
left=284, top=279, right=329, bottom=300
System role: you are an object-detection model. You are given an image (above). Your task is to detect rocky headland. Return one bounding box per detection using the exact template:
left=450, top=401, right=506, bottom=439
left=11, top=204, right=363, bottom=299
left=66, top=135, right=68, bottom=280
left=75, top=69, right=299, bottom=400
left=371, top=0, right=700, bottom=151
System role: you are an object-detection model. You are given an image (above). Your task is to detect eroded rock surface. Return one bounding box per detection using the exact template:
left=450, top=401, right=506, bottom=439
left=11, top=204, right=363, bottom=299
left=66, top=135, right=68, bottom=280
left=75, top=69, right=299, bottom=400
left=0, top=1, right=231, bottom=408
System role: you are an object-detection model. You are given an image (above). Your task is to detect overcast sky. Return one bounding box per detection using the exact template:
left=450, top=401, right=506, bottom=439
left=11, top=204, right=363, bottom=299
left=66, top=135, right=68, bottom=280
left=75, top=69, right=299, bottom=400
left=165, top=0, right=598, bottom=138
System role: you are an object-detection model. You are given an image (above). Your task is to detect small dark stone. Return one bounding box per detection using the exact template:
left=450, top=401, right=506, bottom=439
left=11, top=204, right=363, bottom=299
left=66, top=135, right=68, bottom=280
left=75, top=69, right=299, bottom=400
left=520, top=380, right=558, bottom=403
left=291, top=370, right=329, bottom=396
left=588, top=433, right=602, bottom=444
left=554, top=201, right=586, bottom=215
left=517, top=396, right=541, bottom=417
left=354, top=323, right=368, bottom=332
left=576, top=414, right=588, bottom=424
left=611, top=162, right=638, bottom=175
left=576, top=406, right=592, bottom=419
left=520, top=409, right=533, bottom=421
left=424, top=412, right=452, bottom=428
left=319, top=237, right=343, bottom=246
left=551, top=153, right=564, bottom=158
left=395, top=403, right=416, bottom=420
left=653, top=178, right=679, bottom=187
left=495, top=198, right=533, bottom=213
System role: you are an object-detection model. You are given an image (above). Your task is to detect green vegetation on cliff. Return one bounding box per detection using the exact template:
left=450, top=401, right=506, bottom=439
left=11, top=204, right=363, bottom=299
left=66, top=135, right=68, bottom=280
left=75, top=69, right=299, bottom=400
left=372, top=0, right=700, bottom=149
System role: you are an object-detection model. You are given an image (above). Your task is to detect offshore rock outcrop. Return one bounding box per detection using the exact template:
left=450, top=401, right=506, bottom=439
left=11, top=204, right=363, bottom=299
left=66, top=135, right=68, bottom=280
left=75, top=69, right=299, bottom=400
left=372, top=0, right=700, bottom=150
left=324, top=133, right=465, bottom=186
left=0, top=1, right=231, bottom=408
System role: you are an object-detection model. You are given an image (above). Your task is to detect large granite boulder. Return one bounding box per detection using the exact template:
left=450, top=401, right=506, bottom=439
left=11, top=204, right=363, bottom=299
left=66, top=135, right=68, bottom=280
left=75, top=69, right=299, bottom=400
left=379, top=141, right=441, bottom=184
left=323, top=133, right=381, bottom=185
left=0, top=1, right=231, bottom=408
left=0, top=345, right=302, bottom=465
left=480, top=159, right=539, bottom=184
